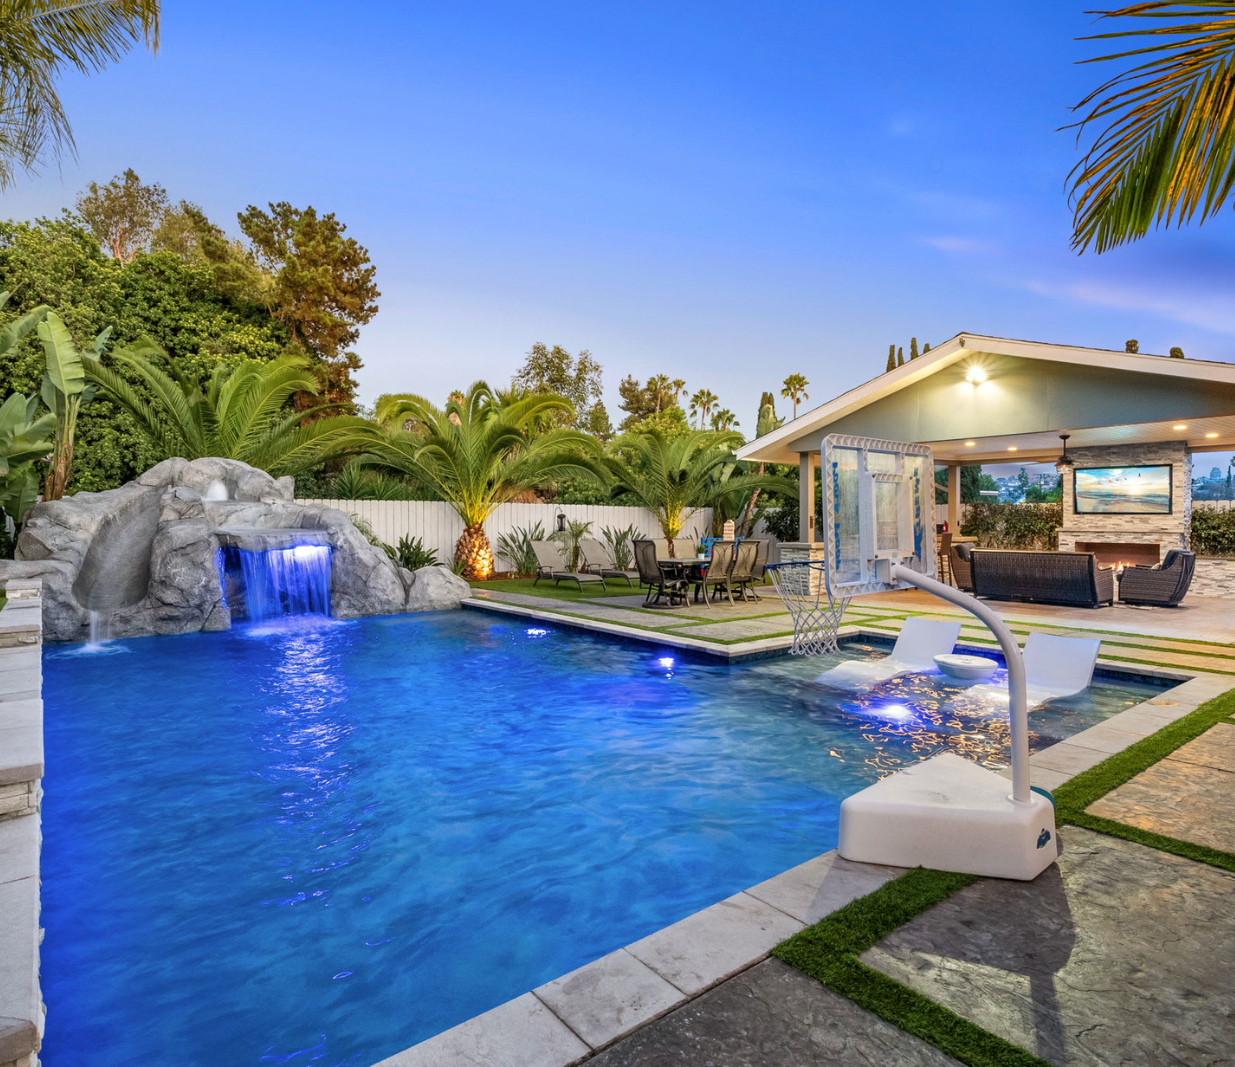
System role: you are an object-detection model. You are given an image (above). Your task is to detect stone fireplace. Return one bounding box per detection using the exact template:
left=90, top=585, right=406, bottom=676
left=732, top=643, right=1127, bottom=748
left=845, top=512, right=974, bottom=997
left=1056, top=441, right=1191, bottom=564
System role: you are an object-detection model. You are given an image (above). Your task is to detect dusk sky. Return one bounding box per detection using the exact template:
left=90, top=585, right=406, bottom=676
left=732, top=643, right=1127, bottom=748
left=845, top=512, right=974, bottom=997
left=5, top=1, right=1235, bottom=447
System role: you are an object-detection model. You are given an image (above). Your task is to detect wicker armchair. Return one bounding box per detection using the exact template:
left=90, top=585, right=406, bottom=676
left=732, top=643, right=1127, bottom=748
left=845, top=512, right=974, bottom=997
left=1117, top=550, right=1195, bottom=607
left=950, top=542, right=974, bottom=592
left=970, top=549, right=1114, bottom=608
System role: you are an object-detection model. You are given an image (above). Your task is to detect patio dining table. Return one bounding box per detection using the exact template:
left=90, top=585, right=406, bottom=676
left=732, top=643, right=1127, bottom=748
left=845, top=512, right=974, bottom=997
left=656, top=557, right=710, bottom=605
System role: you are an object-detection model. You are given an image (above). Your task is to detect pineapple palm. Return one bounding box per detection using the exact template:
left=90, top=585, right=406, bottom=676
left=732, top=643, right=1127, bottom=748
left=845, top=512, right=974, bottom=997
left=83, top=343, right=380, bottom=475
left=366, top=383, right=605, bottom=579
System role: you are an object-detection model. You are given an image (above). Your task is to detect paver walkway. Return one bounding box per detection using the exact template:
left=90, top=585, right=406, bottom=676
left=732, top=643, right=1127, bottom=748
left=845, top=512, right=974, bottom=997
left=585, top=959, right=961, bottom=1067
left=862, top=828, right=1235, bottom=1067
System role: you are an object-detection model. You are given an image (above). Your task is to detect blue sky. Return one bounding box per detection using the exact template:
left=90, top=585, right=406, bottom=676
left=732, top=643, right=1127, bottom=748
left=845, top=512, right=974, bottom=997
left=5, top=0, right=1235, bottom=439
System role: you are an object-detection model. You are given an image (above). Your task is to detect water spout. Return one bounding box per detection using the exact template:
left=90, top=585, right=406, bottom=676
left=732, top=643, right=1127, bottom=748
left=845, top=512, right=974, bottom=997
left=203, top=480, right=229, bottom=501
left=86, top=609, right=110, bottom=648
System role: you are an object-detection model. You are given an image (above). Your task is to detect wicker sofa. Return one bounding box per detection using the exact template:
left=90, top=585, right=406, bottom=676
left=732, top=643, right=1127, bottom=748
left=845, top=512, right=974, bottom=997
left=1116, top=549, right=1196, bottom=607
left=968, top=548, right=1115, bottom=608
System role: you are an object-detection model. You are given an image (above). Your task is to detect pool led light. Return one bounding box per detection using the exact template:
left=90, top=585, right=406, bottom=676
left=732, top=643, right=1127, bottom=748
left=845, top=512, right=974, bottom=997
left=525, top=627, right=549, bottom=637
left=657, top=656, right=675, bottom=670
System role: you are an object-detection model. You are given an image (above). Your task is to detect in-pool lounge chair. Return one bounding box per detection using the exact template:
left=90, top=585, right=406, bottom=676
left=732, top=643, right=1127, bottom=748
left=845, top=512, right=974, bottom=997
left=969, top=631, right=1100, bottom=707
left=815, top=617, right=962, bottom=690
left=531, top=541, right=606, bottom=592
left=579, top=538, right=637, bottom=587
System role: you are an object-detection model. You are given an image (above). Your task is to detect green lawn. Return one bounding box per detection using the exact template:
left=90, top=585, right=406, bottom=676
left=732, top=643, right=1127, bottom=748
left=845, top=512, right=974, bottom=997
left=469, top=576, right=642, bottom=600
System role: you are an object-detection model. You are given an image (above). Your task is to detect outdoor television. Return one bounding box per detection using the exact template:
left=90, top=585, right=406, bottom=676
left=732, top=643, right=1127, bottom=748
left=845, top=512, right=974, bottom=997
left=1073, top=464, right=1173, bottom=515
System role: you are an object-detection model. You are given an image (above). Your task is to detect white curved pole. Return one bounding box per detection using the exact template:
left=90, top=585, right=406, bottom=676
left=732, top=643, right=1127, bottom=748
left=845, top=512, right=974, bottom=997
left=890, top=564, right=1032, bottom=805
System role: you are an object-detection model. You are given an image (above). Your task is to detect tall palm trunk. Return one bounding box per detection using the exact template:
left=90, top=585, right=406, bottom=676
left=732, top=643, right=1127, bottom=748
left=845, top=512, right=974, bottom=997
left=455, top=523, right=494, bottom=580
left=737, top=462, right=766, bottom=538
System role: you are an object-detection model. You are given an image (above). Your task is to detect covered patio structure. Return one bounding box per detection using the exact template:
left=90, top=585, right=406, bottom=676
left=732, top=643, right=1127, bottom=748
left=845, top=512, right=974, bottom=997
left=737, top=332, right=1235, bottom=601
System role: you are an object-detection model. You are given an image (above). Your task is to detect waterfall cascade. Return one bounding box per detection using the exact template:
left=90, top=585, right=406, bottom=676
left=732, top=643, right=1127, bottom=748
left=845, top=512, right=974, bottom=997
left=215, top=529, right=333, bottom=622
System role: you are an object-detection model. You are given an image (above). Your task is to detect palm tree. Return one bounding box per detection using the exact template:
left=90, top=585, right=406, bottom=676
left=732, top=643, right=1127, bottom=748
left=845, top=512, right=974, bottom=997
left=603, top=427, right=787, bottom=552
left=781, top=373, right=810, bottom=418
left=647, top=374, right=672, bottom=413
left=689, top=388, right=718, bottom=428
left=668, top=378, right=687, bottom=407
left=710, top=408, right=739, bottom=432
left=0, top=0, right=160, bottom=187
left=1067, top=2, right=1235, bottom=252
left=84, top=344, right=379, bottom=475
left=366, top=382, right=605, bottom=579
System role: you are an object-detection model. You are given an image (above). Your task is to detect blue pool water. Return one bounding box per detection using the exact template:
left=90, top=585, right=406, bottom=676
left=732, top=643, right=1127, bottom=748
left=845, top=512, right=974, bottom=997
left=40, top=611, right=1161, bottom=1067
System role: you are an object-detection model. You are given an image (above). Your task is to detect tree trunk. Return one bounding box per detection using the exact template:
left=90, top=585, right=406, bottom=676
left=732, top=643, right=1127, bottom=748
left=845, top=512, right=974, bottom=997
left=455, top=523, right=494, bottom=580
left=42, top=434, right=74, bottom=502
left=737, top=463, right=766, bottom=538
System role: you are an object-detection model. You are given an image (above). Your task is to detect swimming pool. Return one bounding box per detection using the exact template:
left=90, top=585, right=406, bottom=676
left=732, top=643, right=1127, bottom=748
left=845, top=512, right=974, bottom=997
left=39, top=611, right=1162, bottom=1067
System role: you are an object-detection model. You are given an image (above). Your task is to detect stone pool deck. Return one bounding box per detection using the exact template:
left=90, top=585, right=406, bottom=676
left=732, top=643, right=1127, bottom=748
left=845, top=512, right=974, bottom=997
left=0, top=581, right=44, bottom=1067
left=365, top=585, right=1235, bottom=1067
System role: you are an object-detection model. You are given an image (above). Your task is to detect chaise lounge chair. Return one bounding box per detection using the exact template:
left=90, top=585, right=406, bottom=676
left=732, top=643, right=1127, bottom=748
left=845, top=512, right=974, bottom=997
left=531, top=541, right=607, bottom=592
left=969, top=631, right=1100, bottom=707
left=579, top=538, right=637, bottom=587
left=814, top=617, right=962, bottom=690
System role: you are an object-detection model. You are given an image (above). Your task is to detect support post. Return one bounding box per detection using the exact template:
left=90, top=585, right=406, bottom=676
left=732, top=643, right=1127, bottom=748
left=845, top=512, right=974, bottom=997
left=891, top=563, right=1031, bottom=805
left=799, top=452, right=817, bottom=542
left=947, top=463, right=962, bottom=531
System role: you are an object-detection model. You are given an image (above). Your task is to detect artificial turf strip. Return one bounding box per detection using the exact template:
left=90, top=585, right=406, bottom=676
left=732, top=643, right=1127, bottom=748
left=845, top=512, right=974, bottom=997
left=1052, top=690, right=1235, bottom=873
left=771, top=868, right=1053, bottom=1067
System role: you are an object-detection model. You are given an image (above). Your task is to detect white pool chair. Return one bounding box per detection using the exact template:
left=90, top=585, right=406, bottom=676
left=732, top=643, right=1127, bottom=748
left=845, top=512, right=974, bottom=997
left=970, top=631, right=1101, bottom=707
left=815, top=617, right=962, bottom=690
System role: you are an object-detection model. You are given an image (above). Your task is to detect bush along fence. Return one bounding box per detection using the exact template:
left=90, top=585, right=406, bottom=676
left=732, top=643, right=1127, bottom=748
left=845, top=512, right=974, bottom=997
left=1190, top=505, right=1235, bottom=558
left=959, top=502, right=1063, bottom=550
left=296, top=500, right=716, bottom=574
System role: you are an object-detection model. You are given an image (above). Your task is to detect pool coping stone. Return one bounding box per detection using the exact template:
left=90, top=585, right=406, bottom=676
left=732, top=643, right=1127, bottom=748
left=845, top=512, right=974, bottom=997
left=0, top=582, right=43, bottom=1067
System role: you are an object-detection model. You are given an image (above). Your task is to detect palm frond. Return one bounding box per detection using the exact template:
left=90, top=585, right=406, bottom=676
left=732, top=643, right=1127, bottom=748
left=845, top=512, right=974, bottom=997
left=1067, top=2, right=1235, bottom=251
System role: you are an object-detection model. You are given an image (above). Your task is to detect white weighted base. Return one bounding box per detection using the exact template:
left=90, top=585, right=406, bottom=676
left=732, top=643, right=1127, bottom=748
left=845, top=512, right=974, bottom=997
left=838, top=753, right=1058, bottom=881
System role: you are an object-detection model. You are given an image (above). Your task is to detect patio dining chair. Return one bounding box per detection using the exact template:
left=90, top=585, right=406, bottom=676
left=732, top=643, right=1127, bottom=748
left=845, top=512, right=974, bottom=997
left=531, top=541, right=607, bottom=593
left=729, top=539, right=761, bottom=601
left=579, top=538, right=637, bottom=587
left=633, top=539, right=686, bottom=607
left=696, top=540, right=737, bottom=605
left=671, top=537, right=697, bottom=559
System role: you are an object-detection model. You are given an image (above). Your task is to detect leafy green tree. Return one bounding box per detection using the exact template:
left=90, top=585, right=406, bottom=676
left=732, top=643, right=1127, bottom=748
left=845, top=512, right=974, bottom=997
left=368, top=383, right=605, bottom=579
left=511, top=342, right=604, bottom=428
left=781, top=372, right=810, bottom=418
left=602, top=427, right=785, bottom=547
left=0, top=0, right=160, bottom=187
left=209, top=202, right=380, bottom=406
left=84, top=347, right=377, bottom=476
left=582, top=400, right=613, bottom=441
left=617, top=374, right=687, bottom=431
left=76, top=168, right=168, bottom=261
left=1067, top=2, right=1235, bottom=251
left=710, top=407, right=739, bottom=432
left=688, top=388, right=718, bottom=428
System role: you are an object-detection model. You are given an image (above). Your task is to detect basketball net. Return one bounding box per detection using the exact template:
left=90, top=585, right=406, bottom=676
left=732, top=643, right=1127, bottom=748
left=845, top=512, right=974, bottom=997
left=765, top=560, right=851, bottom=655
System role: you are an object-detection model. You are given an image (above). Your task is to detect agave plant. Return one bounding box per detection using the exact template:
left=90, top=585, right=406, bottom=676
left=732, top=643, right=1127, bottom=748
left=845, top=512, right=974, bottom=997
left=366, top=383, right=605, bottom=580
left=494, top=521, right=547, bottom=576
left=1067, top=2, right=1235, bottom=252
left=384, top=534, right=438, bottom=571
left=84, top=343, right=381, bottom=476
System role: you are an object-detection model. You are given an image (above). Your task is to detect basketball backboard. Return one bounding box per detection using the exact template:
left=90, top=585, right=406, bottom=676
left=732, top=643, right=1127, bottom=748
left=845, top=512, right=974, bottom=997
left=821, top=433, right=935, bottom=596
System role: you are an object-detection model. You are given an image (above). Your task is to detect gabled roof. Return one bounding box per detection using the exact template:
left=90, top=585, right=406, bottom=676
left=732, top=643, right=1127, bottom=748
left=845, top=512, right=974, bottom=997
left=737, top=333, right=1235, bottom=465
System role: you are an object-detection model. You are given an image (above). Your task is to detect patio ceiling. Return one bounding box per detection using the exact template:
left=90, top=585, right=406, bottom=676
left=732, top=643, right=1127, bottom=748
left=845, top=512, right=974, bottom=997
left=737, top=333, right=1235, bottom=465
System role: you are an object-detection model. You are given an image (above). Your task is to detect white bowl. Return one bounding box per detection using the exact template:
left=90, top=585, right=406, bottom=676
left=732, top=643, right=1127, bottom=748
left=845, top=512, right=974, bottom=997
left=933, top=653, right=999, bottom=681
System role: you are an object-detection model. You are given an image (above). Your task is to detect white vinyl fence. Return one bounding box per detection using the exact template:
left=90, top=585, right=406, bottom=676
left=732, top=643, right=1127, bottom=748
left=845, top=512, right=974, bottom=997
left=297, top=500, right=715, bottom=570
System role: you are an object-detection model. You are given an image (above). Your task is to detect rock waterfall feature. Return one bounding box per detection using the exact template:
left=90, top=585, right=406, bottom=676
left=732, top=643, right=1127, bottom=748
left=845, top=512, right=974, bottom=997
left=0, top=458, right=470, bottom=642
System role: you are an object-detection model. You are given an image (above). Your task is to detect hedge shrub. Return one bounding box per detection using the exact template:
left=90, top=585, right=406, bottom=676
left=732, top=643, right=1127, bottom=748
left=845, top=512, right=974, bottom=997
left=959, top=502, right=1061, bottom=549
left=1190, top=506, right=1235, bottom=558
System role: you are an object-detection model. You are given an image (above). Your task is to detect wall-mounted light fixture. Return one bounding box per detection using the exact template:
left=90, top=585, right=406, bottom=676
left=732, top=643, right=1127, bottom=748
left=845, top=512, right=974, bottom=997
left=1055, top=433, right=1074, bottom=473
left=965, top=365, right=988, bottom=385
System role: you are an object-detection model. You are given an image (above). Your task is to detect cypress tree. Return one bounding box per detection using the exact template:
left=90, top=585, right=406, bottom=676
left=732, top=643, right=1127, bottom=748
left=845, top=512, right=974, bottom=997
left=1170, top=346, right=1185, bottom=358
left=896, top=346, right=904, bottom=366
left=909, top=337, right=919, bottom=359
left=923, top=342, right=931, bottom=353
left=885, top=344, right=896, bottom=372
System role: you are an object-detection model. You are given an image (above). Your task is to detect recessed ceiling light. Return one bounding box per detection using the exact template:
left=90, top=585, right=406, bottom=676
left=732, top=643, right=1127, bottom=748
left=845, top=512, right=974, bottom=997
left=1173, top=424, right=1187, bottom=430
left=1007, top=446, right=1018, bottom=451
left=1205, top=432, right=1219, bottom=438
left=964, top=440, right=976, bottom=447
